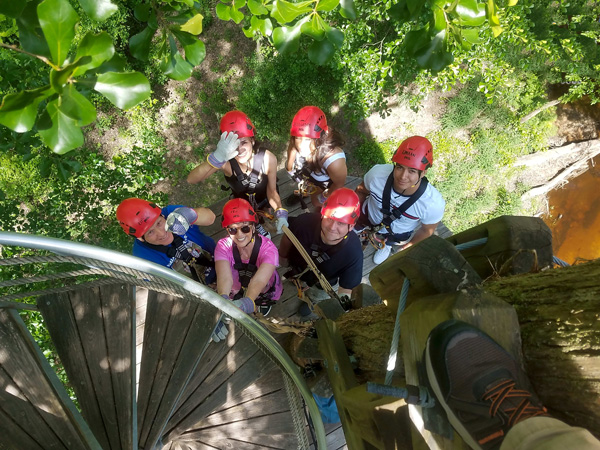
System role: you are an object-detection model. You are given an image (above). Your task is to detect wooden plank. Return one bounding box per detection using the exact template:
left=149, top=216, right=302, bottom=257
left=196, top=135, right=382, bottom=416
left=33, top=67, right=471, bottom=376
left=178, top=411, right=296, bottom=448
left=37, top=292, right=110, bottom=449
left=0, top=309, right=101, bottom=449
left=0, top=404, right=45, bottom=450
left=164, top=349, right=277, bottom=440
left=39, top=284, right=136, bottom=450
left=101, top=284, right=136, bottom=450
left=194, top=389, right=290, bottom=427
left=137, top=292, right=218, bottom=449
left=164, top=334, right=264, bottom=438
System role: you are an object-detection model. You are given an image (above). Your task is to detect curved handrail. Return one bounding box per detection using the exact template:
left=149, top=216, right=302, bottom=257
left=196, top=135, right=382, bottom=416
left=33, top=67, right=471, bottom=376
left=0, top=231, right=326, bottom=449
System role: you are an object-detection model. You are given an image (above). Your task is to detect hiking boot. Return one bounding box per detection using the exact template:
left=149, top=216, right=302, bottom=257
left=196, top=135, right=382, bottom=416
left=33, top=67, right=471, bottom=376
left=425, top=320, right=549, bottom=450
left=373, top=244, right=392, bottom=265
left=255, top=223, right=271, bottom=239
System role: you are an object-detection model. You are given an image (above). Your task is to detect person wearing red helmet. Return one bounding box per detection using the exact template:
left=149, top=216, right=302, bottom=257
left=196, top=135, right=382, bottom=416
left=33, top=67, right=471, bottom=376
left=116, top=198, right=217, bottom=283
left=214, top=198, right=283, bottom=317
left=187, top=110, right=287, bottom=237
left=279, top=188, right=363, bottom=299
left=285, top=106, right=348, bottom=208
left=355, top=136, right=445, bottom=265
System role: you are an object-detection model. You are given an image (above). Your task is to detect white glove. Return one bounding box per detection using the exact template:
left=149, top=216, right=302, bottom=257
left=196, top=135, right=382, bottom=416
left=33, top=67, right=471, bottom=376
left=165, top=207, right=198, bottom=235
left=208, top=131, right=240, bottom=168
left=275, top=208, right=289, bottom=234
left=211, top=320, right=229, bottom=343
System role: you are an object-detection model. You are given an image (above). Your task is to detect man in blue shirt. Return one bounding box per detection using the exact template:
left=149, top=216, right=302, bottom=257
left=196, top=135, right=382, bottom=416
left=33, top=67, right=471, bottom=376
left=116, top=198, right=217, bottom=284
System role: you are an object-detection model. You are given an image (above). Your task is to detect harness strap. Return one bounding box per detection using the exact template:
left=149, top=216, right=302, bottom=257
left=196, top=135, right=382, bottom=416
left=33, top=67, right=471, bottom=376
left=309, top=226, right=349, bottom=264
left=141, top=234, right=214, bottom=267
left=381, top=173, right=429, bottom=231
left=230, top=148, right=266, bottom=192
left=232, top=234, right=263, bottom=289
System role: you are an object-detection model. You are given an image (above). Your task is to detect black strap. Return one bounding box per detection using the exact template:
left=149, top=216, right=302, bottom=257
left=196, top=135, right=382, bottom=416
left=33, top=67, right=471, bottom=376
left=309, top=226, right=348, bottom=264
left=141, top=234, right=214, bottom=267
left=381, top=173, right=429, bottom=231
left=232, top=234, right=263, bottom=289
left=230, top=148, right=266, bottom=193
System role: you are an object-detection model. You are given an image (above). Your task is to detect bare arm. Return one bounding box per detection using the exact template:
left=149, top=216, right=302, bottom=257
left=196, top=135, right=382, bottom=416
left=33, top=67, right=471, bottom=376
left=245, top=263, right=276, bottom=301
left=265, top=151, right=283, bottom=210
left=187, top=161, right=219, bottom=184
left=338, top=286, right=353, bottom=296
left=403, top=222, right=438, bottom=249
left=355, top=181, right=370, bottom=204
left=324, top=157, right=347, bottom=195
left=216, top=260, right=234, bottom=297
left=286, top=145, right=298, bottom=172
left=192, top=207, right=216, bottom=226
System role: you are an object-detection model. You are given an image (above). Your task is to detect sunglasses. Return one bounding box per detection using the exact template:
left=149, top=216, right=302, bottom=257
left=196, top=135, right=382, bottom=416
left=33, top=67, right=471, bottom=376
left=227, top=225, right=253, bottom=235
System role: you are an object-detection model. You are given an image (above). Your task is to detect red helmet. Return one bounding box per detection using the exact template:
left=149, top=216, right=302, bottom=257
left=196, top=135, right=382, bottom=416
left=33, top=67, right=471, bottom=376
left=392, top=136, right=433, bottom=171
left=220, top=110, right=255, bottom=137
left=222, top=198, right=257, bottom=227
left=290, top=106, right=328, bottom=139
left=321, top=188, right=360, bottom=225
left=116, top=198, right=162, bottom=238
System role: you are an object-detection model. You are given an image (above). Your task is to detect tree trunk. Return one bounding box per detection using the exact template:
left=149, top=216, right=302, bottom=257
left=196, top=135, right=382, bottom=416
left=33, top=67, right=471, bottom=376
left=485, top=260, right=600, bottom=437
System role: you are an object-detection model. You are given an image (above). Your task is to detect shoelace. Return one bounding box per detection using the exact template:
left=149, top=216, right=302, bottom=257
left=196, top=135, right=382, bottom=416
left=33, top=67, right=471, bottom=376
left=483, top=379, right=549, bottom=426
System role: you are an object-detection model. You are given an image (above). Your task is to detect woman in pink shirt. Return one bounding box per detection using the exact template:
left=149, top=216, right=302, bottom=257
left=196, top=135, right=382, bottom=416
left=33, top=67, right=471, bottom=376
left=215, top=198, right=283, bottom=316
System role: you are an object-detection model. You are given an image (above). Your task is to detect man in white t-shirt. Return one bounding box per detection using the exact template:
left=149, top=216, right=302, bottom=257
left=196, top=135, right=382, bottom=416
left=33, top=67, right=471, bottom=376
left=355, top=136, right=445, bottom=264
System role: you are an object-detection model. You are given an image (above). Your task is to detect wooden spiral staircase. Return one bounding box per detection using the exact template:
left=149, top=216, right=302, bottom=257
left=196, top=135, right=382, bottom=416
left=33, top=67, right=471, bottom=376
left=0, top=232, right=325, bottom=450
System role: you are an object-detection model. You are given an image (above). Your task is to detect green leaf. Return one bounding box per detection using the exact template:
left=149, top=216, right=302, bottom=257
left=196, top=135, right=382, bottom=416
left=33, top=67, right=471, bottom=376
left=38, top=99, right=84, bottom=154
left=37, top=0, right=79, bottom=66
left=404, top=27, right=430, bottom=56
left=17, top=1, right=52, bottom=59
left=339, top=0, right=356, bottom=19
left=260, top=17, right=273, bottom=36
left=134, top=4, right=151, bottom=21
left=301, top=16, right=325, bottom=41
left=432, top=6, right=446, bottom=32
left=94, top=72, right=151, bottom=109
left=272, top=20, right=305, bottom=54
left=0, top=86, right=53, bottom=132
left=172, top=29, right=206, bottom=65
left=94, top=53, right=126, bottom=74
left=0, top=2, right=26, bottom=18
left=40, top=157, right=53, bottom=177
left=60, top=84, right=96, bottom=126
left=73, top=32, right=114, bottom=75
left=230, top=5, right=244, bottom=24
left=455, top=0, right=486, bottom=27
left=57, top=160, right=72, bottom=181
left=414, top=29, right=454, bottom=71
left=308, top=38, right=335, bottom=65
left=271, top=0, right=312, bottom=25
left=405, top=0, right=424, bottom=19
left=485, top=0, right=500, bottom=26
left=248, top=0, right=268, bottom=15
left=507, top=0, right=517, bottom=6
left=180, top=13, right=203, bottom=35
left=216, top=3, right=232, bottom=21
left=129, top=26, right=155, bottom=62
left=78, top=0, right=117, bottom=22
left=462, top=27, right=481, bottom=44
left=388, top=0, right=410, bottom=21
left=316, top=0, right=339, bottom=12
left=50, top=56, right=92, bottom=93
left=162, top=52, right=195, bottom=80
left=234, top=0, right=246, bottom=9
left=325, top=26, right=344, bottom=49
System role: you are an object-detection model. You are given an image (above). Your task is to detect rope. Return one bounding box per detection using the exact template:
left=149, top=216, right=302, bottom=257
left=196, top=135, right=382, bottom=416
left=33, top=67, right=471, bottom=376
left=553, top=256, right=570, bottom=267
left=455, top=237, right=488, bottom=251
left=281, top=225, right=339, bottom=301
left=384, top=277, right=409, bottom=385
left=366, top=382, right=435, bottom=408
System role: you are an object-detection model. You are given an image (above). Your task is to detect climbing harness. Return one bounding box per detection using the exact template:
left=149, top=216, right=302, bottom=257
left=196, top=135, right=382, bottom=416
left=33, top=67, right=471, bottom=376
left=232, top=234, right=277, bottom=307
left=380, top=172, right=429, bottom=232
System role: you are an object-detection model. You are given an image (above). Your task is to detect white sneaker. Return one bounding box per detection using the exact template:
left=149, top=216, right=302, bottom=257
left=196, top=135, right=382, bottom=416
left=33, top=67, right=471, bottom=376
left=373, top=245, right=392, bottom=265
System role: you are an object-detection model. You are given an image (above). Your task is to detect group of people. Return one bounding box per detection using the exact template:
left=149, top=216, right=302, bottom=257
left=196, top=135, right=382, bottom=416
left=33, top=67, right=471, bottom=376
left=114, top=107, right=600, bottom=449
left=116, top=106, right=446, bottom=317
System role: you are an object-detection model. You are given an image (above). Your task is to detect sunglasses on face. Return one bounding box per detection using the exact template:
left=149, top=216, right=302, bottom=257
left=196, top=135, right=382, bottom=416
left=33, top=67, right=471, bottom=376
left=227, top=225, right=253, bottom=235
